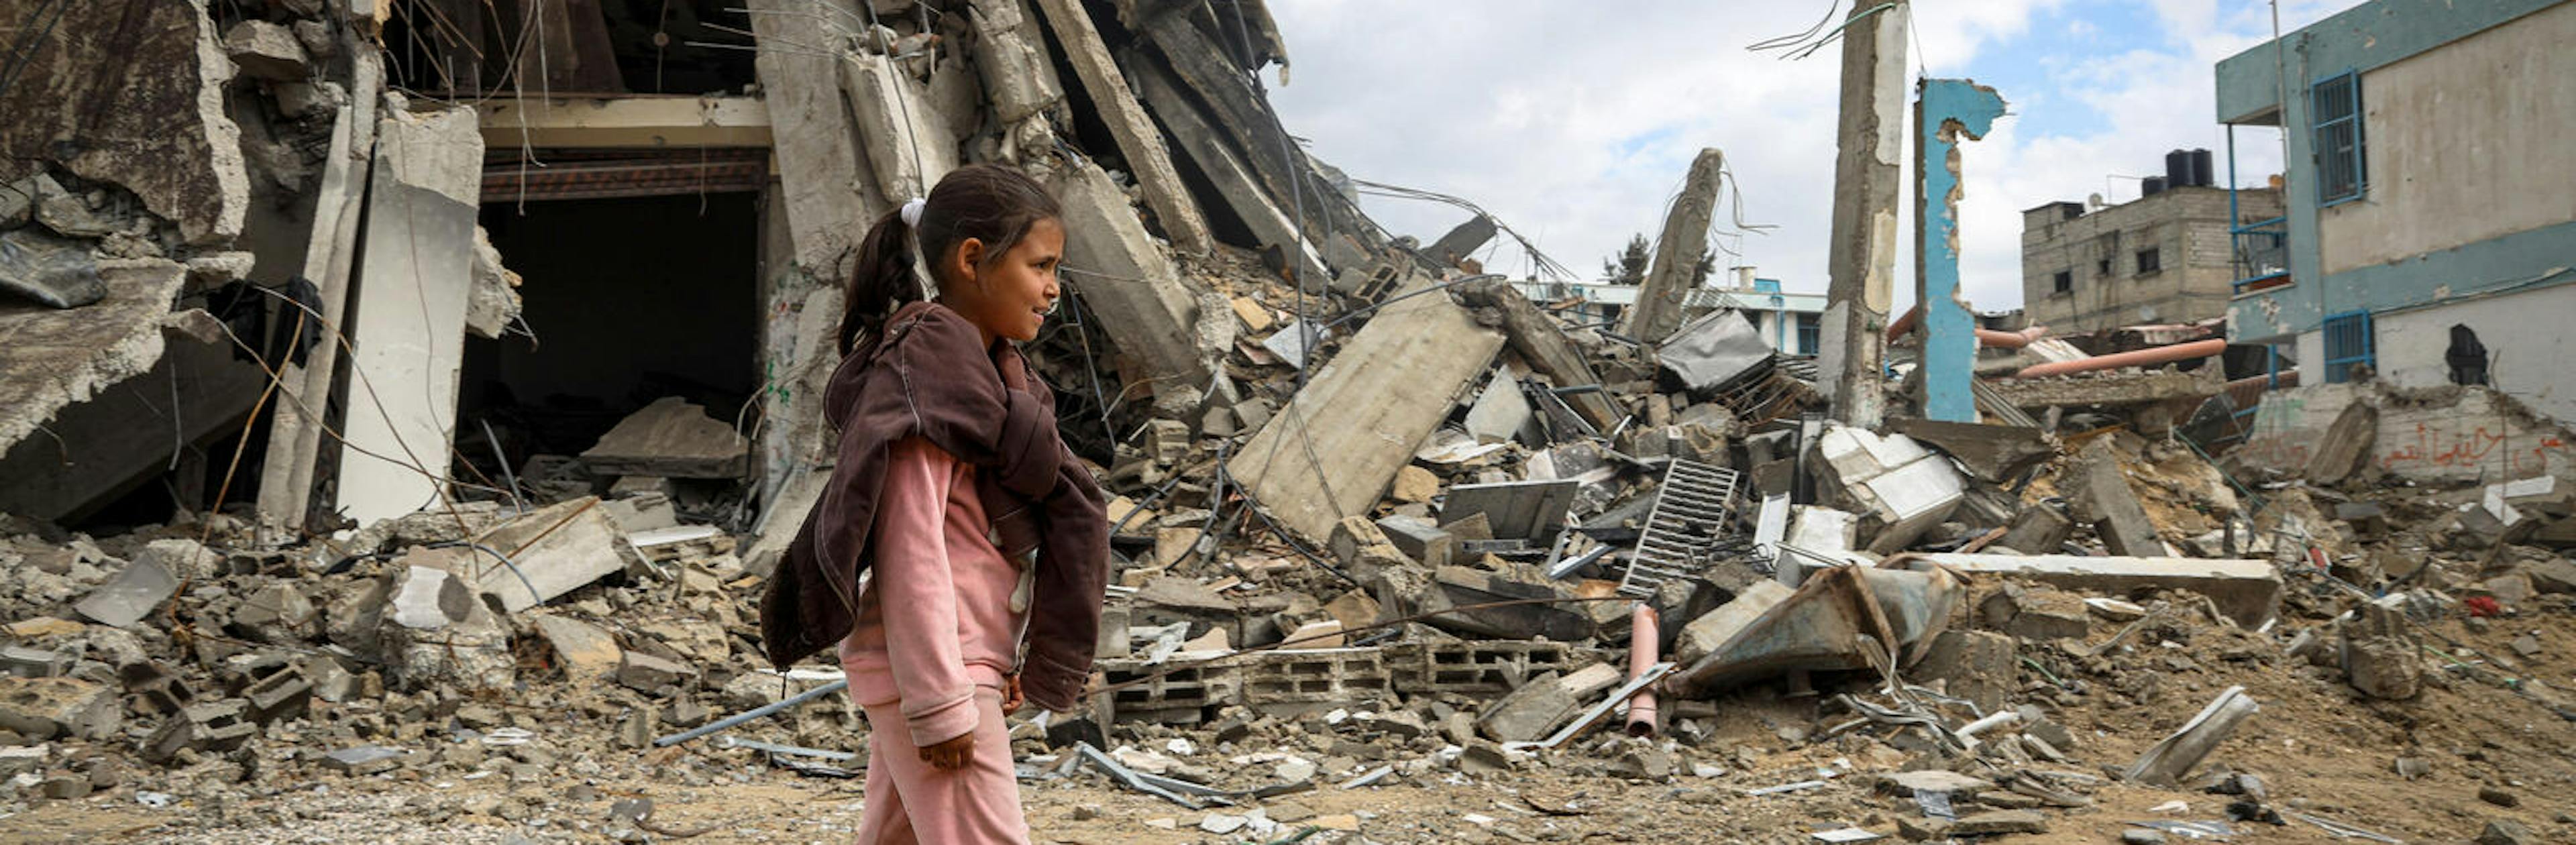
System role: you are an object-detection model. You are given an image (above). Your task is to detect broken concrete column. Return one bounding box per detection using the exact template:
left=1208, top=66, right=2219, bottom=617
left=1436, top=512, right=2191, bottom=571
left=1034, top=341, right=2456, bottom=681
left=967, top=0, right=1064, bottom=126
left=1051, top=160, right=1216, bottom=391
left=1907, top=553, right=2283, bottom=628
left=1027, top=0, right=1212, bottom=254
left=747, top=0, right=876, bottom=278
left=1909, top=79, right=2005, bottom=422
left=0, top=0, right=248, bottom=245
left=2070, top=438, right=2163, bottom=557
left=1621, top=148, right=1725, bottom=343
left=1120, top=46, right=1328, bottom=284
left=841, top=51, right=959, bottom=204
left=1453, top=280, right=1622, bottom=431
left=1818, top=1, right=1910, bottom=428
left=1421, top=215, right=1497, bottom=269
left=1672, top=579, right=1792, bottom=666
left=1229, top=274, right=1505, bottom=543
left=333, top=104, right=482, bottom=527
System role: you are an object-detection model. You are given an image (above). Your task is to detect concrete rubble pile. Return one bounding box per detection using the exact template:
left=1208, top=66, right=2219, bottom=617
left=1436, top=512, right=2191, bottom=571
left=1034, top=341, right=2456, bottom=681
left=3, top=0, right=2576, bottom=843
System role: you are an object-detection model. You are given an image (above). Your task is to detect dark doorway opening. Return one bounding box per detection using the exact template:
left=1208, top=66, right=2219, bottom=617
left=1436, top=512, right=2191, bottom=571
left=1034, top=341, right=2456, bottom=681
left=462, top=190, right=761, bottom=497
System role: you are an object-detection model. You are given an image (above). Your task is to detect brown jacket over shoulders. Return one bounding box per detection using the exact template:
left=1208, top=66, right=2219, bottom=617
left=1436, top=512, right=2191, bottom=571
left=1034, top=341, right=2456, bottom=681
left=759, top=301, right=1109, bottom=712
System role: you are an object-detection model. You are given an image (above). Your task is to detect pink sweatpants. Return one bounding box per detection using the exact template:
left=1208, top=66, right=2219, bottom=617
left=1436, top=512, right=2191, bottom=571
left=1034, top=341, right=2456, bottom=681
left=854, top=686, right=1029, bottom=844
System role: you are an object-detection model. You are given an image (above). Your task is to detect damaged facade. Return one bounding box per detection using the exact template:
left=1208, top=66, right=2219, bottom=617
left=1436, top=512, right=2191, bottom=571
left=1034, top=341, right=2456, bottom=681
left=0, top=0, right=2573, bottom=842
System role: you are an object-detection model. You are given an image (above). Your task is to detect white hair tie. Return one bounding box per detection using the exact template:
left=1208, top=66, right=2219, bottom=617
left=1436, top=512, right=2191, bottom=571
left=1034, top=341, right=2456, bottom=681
left=899, top=197, right=927, bottom=228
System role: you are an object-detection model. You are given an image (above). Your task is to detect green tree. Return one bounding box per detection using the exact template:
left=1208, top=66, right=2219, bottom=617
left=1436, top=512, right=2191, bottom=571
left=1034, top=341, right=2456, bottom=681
left=1604, top=233, right=1719, bottom=286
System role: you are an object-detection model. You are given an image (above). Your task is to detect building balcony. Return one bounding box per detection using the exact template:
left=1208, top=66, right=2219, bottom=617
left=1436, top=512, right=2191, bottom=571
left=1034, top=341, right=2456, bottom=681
left=2231, top=215, right=2291, bottom=294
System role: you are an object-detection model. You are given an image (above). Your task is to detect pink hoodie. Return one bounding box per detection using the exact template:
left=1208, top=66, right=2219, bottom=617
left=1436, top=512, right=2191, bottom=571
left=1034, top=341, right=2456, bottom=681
left=837, top=437, right=1032, bottom=748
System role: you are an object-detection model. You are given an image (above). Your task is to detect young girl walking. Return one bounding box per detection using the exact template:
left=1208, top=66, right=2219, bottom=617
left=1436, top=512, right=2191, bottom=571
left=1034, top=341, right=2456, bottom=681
left=761, top=164, right=1111, bottom=844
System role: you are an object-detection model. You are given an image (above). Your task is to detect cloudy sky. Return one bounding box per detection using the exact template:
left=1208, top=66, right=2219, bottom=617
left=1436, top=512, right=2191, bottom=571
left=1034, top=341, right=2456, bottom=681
left=1264, top=0, right=2364, bottom=315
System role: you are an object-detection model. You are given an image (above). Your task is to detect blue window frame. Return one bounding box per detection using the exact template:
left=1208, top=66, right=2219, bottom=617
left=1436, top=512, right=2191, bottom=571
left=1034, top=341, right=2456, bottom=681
left=2322, top=311, right=2374, bottom=383
left=2312, top=72, right=2366, bottom=205
left=1794, top=313, right=1821, bottom=355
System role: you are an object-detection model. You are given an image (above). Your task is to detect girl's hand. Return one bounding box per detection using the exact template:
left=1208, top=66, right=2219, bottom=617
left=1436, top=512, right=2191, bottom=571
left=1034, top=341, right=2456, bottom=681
left=920, top=733, right=975, bottom=770
left=1000, top=675, right=1025, bottom=715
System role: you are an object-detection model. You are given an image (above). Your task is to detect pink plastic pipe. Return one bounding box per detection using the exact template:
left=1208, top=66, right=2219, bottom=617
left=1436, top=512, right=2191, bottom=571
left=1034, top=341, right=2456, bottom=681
left=2013, top=338, right=2226, bottom=379
left=1625, top=604, right=1660, bottom=738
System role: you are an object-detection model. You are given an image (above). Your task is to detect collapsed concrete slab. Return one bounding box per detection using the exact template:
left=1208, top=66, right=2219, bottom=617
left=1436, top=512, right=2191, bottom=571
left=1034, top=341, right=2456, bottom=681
left=1813, top=426, right=1965, bottom=554
left=0, top=262, right=190, bottom=458
left=1887, top=418, right=2051, bottom=482
left=1229, top=276, right=1504, bottom=543
left=1905, top=553, right=2282, bottom=628
left=580, top=396, right=751, bottom=480
left=840, top=51, right=960, bottom=203
left=0, top=0, right=248, bottom=245
left=447, top=496, right=639, bottom=612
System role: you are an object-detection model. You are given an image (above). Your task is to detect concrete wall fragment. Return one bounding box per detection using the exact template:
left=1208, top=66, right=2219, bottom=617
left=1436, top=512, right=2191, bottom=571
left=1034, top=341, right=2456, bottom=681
left=0, top=0, right=248, bottom=245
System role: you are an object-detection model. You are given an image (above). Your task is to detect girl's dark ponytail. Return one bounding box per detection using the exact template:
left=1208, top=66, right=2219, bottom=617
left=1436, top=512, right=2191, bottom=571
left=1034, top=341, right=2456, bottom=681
left=836, top=208, right=926, bottom=356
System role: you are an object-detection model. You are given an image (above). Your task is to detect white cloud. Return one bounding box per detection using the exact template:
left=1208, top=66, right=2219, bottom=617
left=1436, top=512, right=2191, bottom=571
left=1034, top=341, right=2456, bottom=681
left=1262, top=0, right=2361, bottom=319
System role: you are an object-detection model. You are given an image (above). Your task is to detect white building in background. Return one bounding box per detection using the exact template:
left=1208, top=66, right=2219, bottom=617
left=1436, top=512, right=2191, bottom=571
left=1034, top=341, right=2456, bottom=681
left=1511, top=268, right=1825, bottom=355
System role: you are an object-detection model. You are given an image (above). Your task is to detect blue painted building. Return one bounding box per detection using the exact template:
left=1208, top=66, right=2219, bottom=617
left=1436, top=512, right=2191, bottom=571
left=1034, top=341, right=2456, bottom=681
left=2215, top=0, right=2576, bottom=422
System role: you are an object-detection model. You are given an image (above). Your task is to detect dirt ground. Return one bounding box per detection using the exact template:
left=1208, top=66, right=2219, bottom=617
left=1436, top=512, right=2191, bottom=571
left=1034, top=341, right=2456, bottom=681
left=3, top=597, right=2567, bottom=845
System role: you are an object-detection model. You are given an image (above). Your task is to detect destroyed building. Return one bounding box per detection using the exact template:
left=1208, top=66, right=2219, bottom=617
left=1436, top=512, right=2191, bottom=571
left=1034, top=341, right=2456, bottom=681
left=0, top=0, right=2574, bottom=842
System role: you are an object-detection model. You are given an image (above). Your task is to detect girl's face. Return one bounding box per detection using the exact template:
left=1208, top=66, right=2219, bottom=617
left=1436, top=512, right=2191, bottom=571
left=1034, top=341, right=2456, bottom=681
left=944, top=217, right=1065, bottom=343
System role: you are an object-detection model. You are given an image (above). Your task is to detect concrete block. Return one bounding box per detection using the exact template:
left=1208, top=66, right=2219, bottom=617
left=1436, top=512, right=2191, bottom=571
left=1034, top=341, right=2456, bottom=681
left=1464, top=375, right=1534, bottom=445
left=1373, top=515, right=1454, bottom=568
left=1913, top=630, right=2015, bottom=714
left=1908, top=553, right=2282, bottom=628
left=1672, top=579, right=1793, bottom=666
left=532, top=615, right=623, bottom=685
left=453, top=496, right=635, bottom=612
left=1389, top=465, right=1440, bottom=504
left=243, top=666, right=311, bottom=723
left=222, top=20, right=309, bottom=80
left=2341, top=599, right=2420, bottom=700
left=1997, top=504, right=2074, bottom=555
left=1098, top=658, right=1240, bottom=723
left=1386, top=640, right=1589, bottom=695
left=72, top=553, right=178, bottom=628
left=1240, top=647, right=1388, bottom=704
left=376, top=565, right=517, bottom=692
left=233, top=581, right=317, bottom=643
left=1475, top=670, right=1578, bottom=742
left=2070, top=439, right=2163, bottom=556
left=580, top=396, right=748, bottom=479
left=616, top=650, right=699, bottom=693
left=0, top=646, right=73, bottom=678
left=118, top=661, right=195, bottom=714
left=0, top=677, right=121, bottom=740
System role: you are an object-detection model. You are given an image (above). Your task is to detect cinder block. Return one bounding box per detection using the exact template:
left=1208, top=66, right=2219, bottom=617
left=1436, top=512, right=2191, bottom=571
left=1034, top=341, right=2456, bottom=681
left=1240, top=647, right=1389, bottom=704
left=1387, top=641, right=1595, bottom=695
left=1097, top=658, right=1241, bottom=724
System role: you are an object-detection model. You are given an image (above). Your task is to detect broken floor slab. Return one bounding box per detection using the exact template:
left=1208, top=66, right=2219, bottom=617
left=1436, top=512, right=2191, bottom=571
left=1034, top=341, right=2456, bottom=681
left=1886, top=418, right=2051, bottom=483
left=580, top=396, right=750, bottom=480
left=0, top=261, right=190, bottom=457
left=446, top=496, right=640, bottom=612
left=1669, top=565, right=1962, bottom=697
left=1228, top=274, right=1504, bottom=543
left=1905, top=553, right=2283, bottom=628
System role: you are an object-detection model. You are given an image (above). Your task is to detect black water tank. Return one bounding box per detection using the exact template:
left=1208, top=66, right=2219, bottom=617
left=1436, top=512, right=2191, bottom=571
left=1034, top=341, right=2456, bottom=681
left=2165, top=150, right=2194, bottom=188
left=2191, top=149, right=2215, bottom=187
left=2143, top=176, right=2167, bottom=196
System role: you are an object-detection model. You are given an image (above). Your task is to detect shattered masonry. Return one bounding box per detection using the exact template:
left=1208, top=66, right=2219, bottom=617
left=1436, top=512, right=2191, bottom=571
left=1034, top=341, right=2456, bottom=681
left=0, top=0, right=2573, bottom=842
